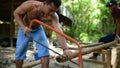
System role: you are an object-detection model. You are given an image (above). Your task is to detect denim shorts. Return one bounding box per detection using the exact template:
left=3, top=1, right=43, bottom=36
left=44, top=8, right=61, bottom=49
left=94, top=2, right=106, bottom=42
left=15, top=25, right=49, bottom=60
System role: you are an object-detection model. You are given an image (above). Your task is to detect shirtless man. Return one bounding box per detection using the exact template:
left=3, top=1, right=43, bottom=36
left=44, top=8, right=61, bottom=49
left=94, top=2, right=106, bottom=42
left=13, top=0, right=72, bottom=68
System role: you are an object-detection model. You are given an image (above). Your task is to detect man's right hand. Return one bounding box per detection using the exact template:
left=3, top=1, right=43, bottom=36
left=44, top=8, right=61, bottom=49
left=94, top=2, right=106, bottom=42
left=23, top=27, right=32, bottom=37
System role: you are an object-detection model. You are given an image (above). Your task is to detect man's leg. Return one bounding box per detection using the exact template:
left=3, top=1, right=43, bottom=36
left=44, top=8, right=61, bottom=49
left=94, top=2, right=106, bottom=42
left=41, top=56, right=49, bottom=68
left=16, top=60, right=23, bottom=68
left=31, top=25, right=50, bottom=68
left=15, top=28, right=30, bottom=68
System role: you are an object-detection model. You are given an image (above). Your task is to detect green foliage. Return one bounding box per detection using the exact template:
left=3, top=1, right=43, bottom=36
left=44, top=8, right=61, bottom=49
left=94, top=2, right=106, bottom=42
left=62, top=0, right=117, bottom=43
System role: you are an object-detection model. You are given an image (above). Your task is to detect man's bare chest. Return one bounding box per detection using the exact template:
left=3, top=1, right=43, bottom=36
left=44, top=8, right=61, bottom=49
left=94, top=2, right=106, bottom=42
left=27, top=9, right=43, bottom=19
left=27, top=12, right=51, bottom=22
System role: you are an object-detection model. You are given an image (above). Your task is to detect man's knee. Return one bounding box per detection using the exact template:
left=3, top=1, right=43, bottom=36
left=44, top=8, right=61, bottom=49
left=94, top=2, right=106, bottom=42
left=41, top=56, right=49, bottom=64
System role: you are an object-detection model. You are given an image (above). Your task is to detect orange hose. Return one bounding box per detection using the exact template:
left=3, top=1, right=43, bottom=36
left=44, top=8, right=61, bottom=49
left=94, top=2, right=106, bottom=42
left=29, top=19, right=82, bottom=68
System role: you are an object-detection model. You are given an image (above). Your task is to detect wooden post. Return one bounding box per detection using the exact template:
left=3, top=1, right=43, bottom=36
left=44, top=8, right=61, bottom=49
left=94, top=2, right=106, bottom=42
left=105, top=49, right=111, bottom=68
left=111, top=44, right=120, bottom=68
left=102, top=53, right=105, bottom=62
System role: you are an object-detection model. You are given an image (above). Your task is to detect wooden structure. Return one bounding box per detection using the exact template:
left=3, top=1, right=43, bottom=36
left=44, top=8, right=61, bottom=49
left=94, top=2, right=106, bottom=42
left=56, top=40, right=120, bottom=68
left=56, top=40, right=117, bottom=60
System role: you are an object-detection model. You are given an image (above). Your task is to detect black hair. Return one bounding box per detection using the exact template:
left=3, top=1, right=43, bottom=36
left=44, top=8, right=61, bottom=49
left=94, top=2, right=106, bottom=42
left=46, top=0, right=61, bottom=8
left=106, top=0, right=118, bottom=7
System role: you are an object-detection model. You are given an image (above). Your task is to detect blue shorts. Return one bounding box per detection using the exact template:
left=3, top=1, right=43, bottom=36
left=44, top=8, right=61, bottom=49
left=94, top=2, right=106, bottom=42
left=15, top=25, right=49, bottom=60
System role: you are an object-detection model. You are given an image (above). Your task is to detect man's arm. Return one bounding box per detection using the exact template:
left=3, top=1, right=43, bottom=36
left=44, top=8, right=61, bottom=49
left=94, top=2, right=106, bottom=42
left=115, top=19, right=120, bottom=35
left=51, top=13, right=68, bottom=50
left=14, top=1, right=33, bottom=28
left=13, top=1, right=35, bottom=35
left=51, top=13, right=75, bottom=59
left=115, top=18, right=120, bottom=42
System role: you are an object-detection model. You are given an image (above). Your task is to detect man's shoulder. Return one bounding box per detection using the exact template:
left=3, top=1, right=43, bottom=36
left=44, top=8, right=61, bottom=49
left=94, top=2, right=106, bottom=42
left=19, top=0, right=42, bottom=10
left=22, top=1, right=41, bottom=6
left=112, top=7, right=120, bottom=19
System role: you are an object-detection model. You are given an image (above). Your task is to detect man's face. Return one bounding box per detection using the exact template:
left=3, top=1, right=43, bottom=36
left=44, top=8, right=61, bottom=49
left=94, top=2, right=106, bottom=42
left=45, top=3, right=59, bottom=16
left=109, top=4, right=117, bottom=11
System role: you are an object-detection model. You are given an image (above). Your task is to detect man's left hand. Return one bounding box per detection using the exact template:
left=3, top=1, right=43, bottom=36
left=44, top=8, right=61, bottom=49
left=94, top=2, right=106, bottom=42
left=63, top=49, right=73, bottom=60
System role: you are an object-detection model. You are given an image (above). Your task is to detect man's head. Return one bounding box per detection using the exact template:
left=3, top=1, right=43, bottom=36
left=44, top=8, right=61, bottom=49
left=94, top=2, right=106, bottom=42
left=43, top=0, right=61, bottom=16
left=46, top=0, right=61, bottom=8
left=106, top=0, right=117, bottom=7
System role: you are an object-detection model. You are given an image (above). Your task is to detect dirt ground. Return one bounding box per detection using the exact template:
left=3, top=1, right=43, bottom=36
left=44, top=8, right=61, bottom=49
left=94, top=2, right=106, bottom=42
left=0, top=45, right=105, bottom=68
left=0, top=45, right=80, bottom=68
